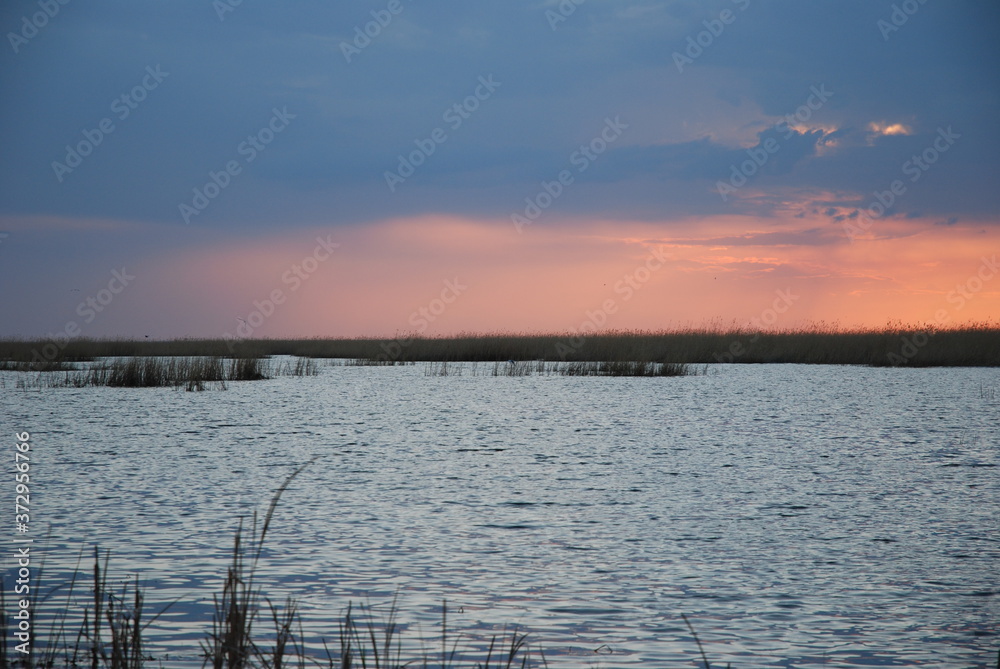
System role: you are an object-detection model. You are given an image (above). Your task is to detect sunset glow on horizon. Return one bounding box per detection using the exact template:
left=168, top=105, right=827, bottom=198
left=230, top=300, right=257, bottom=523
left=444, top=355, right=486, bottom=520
left=6, top=211, right=994, bottom=341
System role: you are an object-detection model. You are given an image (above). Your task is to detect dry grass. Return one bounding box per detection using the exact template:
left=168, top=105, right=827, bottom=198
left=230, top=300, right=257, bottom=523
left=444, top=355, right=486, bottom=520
left=202, top=462, right=311, bottom=669
left=0, top=547, right=174, bottom=669
left=559, top=361, right=699, bottom=376
left=3, top=356, right=276, bottom=390
left=0, top=359, right=76, bottom=372
left=343, top=358, right=413, bottom=367
left=423, top=360, right=703, bottom=377
left=2, top=323, right=997, bottom=367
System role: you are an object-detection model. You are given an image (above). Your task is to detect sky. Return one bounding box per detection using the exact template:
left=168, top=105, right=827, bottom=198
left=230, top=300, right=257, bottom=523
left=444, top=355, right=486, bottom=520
left=1, top=0, right=998, bottom=339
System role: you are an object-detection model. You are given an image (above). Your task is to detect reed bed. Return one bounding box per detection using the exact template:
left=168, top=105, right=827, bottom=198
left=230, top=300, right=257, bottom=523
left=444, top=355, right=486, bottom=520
left=274, top=356, right=320, bottom=377
left=343, top=358, right=414, bottom=367
left=559, top=361, right=698, bottom=377
left=424, top=360, right=703, bottom=377
left=0, top=360, right=76, bottom=372
left=4, top=356, right=278, bottom=391
left=2, top=323, right=997, bottom=367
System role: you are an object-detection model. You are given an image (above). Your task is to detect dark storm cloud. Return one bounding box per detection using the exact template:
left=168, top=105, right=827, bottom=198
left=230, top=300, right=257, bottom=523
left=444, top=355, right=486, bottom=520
left=0, top=0, right=996, bottom=228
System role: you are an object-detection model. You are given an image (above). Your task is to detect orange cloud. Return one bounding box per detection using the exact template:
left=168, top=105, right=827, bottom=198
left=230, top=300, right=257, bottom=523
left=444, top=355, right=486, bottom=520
left=869, top=121, right=913, bottom=136
left=133, top=213, right=998, bottom=338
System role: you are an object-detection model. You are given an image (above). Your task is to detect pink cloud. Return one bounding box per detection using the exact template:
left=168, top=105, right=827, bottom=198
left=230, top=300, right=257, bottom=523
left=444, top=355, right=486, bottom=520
left=109, top=213, right=1000, bottom=338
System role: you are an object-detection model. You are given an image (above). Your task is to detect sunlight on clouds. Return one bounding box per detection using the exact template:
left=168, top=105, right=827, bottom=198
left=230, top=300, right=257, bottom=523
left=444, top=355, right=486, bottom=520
left=869, top=121, right=913, bottom=136
left=866, top=121, right=915, bottom=146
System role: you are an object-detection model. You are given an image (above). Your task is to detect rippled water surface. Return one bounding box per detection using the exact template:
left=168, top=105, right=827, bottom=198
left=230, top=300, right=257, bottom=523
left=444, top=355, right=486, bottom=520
left=3, top=362, right=998, bottom=667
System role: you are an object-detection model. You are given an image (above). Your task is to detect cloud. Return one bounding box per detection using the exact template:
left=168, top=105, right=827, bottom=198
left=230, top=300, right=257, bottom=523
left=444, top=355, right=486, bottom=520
left=2, top=0, right=996, bottom=229
left=650, top=227, right=842, bottom=248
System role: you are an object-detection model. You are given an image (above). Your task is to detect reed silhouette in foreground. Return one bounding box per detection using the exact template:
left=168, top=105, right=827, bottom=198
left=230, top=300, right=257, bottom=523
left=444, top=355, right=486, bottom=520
left=203, top=460, right=543, bottom=668
left=0, top=462, right=553, bottom=669
left=2, top=550, right=739, bottom=669
left=1, top=546, right=173, bottom=669
left=201, top=461, right=309, bottom=669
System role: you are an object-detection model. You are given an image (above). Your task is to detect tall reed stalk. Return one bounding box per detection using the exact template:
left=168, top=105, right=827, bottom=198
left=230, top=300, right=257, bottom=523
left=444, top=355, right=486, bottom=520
left=202, top=460, right=313, bottom=669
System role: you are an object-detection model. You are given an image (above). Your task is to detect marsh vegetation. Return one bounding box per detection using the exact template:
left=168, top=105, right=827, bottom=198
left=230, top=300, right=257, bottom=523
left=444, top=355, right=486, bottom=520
left=422, top=360, right=704, bottom=377
left=2, top=323, right=997, bottom=370
left=1, top=355, right=317, bottom=390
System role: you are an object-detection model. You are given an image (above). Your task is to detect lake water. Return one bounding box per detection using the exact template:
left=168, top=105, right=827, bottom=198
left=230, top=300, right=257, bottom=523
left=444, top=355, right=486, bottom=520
left=3, top=361, right=998, bottom=667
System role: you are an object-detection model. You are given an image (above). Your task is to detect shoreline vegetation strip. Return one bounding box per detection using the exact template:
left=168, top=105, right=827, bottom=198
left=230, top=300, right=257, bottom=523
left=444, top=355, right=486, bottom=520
left=0, top=326, right=998, bottom=370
